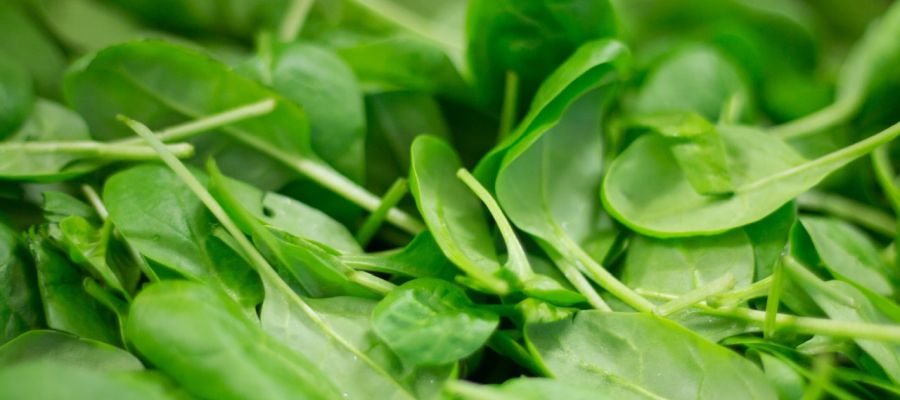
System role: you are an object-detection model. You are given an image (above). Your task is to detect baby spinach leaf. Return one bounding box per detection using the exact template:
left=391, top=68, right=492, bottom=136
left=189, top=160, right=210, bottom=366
left=0, top=330, right=142, bottom=371
left=0, top=1, right=67, bottom=98
left=744, top=202, right=797, bottom=278
left=103, top=164, right=263, bottom=309
left=221, top=176, right=362, bottom=254
left=341, top=231, right=457, bottom=280
left=42, top=191, right=98, bottom=223
left=372, top=278, right=499, bottom=366
left=792, top=216, right=894, bottom=297
left=0, top=100, right=91, bottom=180
left=26, top=231, right=119, bottom=345
left=409, top=135, right=508, bottom=294
left=622, top=229, right=755, bottom=295
left=629, top=112, right=734, bottom=195
left=758, top=352, right=806, bottom=400
left=603, top=122, right=900, bottom=237
left=474, top=39, right=630, bottom=186
left=127, top=280, right=342, bottom=400
left=241, top=40, right=366, bottom=181
left=466, top=0, right=617, bottom=106
left=0, top=222, right=42, bottom=345
left=526, top=311, right=778, bottom=399
left=53, top=216, right=129, bottom=298
left=0, top=361, right=174, bottom=400
left=631, top=44, right=751, bottom=122
left=0, top=57, right=33, bottom=138
left=109, top=0, right=290, bottom=39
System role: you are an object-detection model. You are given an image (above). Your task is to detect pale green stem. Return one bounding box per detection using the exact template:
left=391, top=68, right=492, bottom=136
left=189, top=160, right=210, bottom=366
left=83, top=278, right=129, bottom=316
left=356, top=178, right=409, bottom=247
left=798, top=191, right=896, bottom=237
left=81, top=184, right=160, bottom=282
left=764, top=259, right=785, bottom=338
left=278, top=0, right=313, bottom=42
left=562, top=237, right=655, bottom=312
left=742, top=118, right=900, bottom=193
left=654, top=273, right=735, bottom=317
left=2, top=141, right=193, bottom=159
left=801, top=356, right=833, bottom=400
left=709, top=275, right=772, bottom=306
left=443, top=381, right=504, bottom=400
left=638, top=289, right=900, bottom=343
left=116, top=99, right=276, bottom=146
left=347, top=271, right=395, bottom=296
left=457, top=168, right=533, bottom=281
left=873, top=145, right=900, bottom=213
left=487, top=331, right=546, bottom=376
left=122, top=115, right=411, bottom=395
left=718, top=92, right=744, bottom=125
left=498, top=71, right=519, bottom=141
left=556, top=258, right=611, bottom=312
left=771, top=100, right=855, bottom=140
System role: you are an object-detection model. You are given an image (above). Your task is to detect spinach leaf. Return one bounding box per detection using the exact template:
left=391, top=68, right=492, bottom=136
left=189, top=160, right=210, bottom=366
left=0, top=57, right=33, bottom=139
left=108, top=0, right=290, bottom=39
left=372, top=278, right=499, bottom=366
left=447, top=377, right=638, bottom=400
left=622, top=229, right=755, bottom=295
left=631, top=45, right=751, bottom=122
left=792, top=216, right=894, bottom=297
left=0, top=361, right=174, bottom=400
left=103, top=164, right=263, bottom=309
left=42, top=191, right=98, bottom=223
left=341, top=231, right=457, bottom=280
left=0, top=222, right=42, bottom=345
left=466, top=0, right=617, bottom=106
left=409, top=135, right=508, bottom=294
left=241, top=40, right=366, bottom=181
left=526, top=311, right=778, bottom=399
left=53, top=216, right=130, bottom=298
left=0, top=330, right=142, bottom=371
left=603, top=122, right=900, bottom=237
left=26, top=231, right=119, bottom=345
left=0, top=1, right=67, bottom=98
left=127, top=280, right=342, bottom=400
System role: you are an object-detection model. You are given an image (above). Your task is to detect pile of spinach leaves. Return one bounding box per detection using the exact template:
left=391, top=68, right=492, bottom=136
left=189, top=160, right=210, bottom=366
left=1, top=0, right=900, bottom=398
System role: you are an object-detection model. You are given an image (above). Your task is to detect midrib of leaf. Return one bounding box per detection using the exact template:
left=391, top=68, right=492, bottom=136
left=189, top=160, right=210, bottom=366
left=349, top=0, right=464, bottom=61
left=123, top=117, right=416, bottom=400
left=737, top=119, right=900, bottom=193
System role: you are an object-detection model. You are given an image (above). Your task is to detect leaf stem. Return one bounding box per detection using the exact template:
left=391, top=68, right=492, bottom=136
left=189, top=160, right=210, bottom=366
left=872, top=145, right=900, bottom=214
left=457, top=168, right=533, bottom=281
left=278, top=0, right=313, bottom=42
left=347, top=270, right=395, bottom=296
left=498, top=71, right=519, bottom=141
left=487, top=331, right=547, bottom=376
left=770, top=101, right=855, bottom=140
left=709, top=275, right=772, bottom=307
left=554, top=256, right=611, bottom=312
left=654, top=273, right=735, bottom=317
left=1, top=141, right=194, bottom=159
left=561, top=237, right=655, bottom=312
left=116, top=99, right=277, bottom=146
left=764, top=259, right=785, bottom=338
left=355, top=178, right=409, bottom=247
left=741, top=118, right=900, bottom=193
left=798, top=191, right=897, bottom=237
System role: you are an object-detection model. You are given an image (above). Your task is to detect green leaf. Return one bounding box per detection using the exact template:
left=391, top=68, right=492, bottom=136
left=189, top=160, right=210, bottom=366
left=241, top=40, right=366, bottom=181
left=109, top=0, right=291, bottom=39
left=603, top=122, right=900, bottom=237
left=0, top=330, right=142, bottom=371
left=0, top=361, right=174, bottom=400
left=835, top=1, right=900, bottom=112
left=54, top=216, right=129, bottom=297
left=759, top=352, right=806, bottom=400
left=0, top=1, right=66, bottom=98
left=103, top=164, right=263, bottom=309
left=622, top=229, right=755, bottom=295
left=474, top=39, right=630, bottom=186
left=526, top=311, right=778, bottom=399
left=0, top=222, right=42, bottom=345
left=126, top=280, right=343, bottom=400
left=631, top=45, right=750, bottom=122
left=408, top=135, right=508, bottom=294
left=42, top=191, right=98, bottom=223
left=26, top=231, right=119, bottom=345
left=466, top=0, right=617, bottom=106
left=447, top=377, right=646, bottom=400
left=372, top=278, right=499, bottom=366
left=0, top=56, right=33, bottom=139
left=341, top=231, right=457, bottom=280
left=793, top=216, right=894, bottom=297
left=629, top=112, right=733, bottom=195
